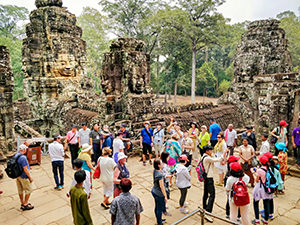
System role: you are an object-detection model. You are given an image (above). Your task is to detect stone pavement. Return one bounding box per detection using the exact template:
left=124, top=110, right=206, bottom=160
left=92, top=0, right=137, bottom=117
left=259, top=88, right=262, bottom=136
left=1, top=155, right=300, bottom=225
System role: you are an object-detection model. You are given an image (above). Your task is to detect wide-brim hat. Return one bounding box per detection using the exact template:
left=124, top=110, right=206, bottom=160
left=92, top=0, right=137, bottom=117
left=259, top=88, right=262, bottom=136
left=81, top=143, right=92, bottom=152
left=101, top=130, right=110, bottom=136
left=19, top=144, right=28, bottom=150
left=118, top=152, right=127, bottom=161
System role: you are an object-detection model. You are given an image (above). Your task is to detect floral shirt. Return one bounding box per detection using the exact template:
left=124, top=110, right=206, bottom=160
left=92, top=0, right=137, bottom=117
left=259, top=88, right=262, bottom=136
left=110, top=192, right=143, bottom=225
left=278, top=151, right=288, bottom=174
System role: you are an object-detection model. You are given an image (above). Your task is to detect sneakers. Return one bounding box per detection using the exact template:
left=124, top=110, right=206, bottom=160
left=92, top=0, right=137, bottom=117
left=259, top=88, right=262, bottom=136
left=226, top=215, right=230, bottom=219
left=149, top=160, right=153, bottom=165
left=183, top=202, right=189, bottom=208
left=261, top=214, right=273, bottom=220
left=259, top=209, right=265, bottom=214
left=179, top=207, right=189, bottom=214
left=143, top=162, right=146, bottom=166
left=204, top=215, right=214, bottom=223
left=251, top=219, right=260, bottom=224
left=58, top=185, right=64, bottom=190
left=54, top=186, right=60, bottom=190
left=237, top=217, right=241, bottom=222
left=163, top=212, right=172, bottom=216
left=261, top=219, right=269, bottom=224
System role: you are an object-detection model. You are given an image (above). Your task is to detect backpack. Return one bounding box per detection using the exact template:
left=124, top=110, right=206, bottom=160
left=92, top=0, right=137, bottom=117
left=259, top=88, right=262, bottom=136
left=270, top=127, right=279, bottom=144
left=260, top=167, right=278, bottom=194
left=5, top=154, right=23, bottom=179
left=196, top=155, right=210, bottom=182
left=232, top=177, right=250, bottom=206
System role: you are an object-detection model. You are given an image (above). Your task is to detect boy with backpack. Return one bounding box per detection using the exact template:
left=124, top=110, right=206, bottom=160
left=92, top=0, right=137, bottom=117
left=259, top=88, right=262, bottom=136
left=6, top=144, right=34, bottom=211
left=225, top=162, right=250, bottom=225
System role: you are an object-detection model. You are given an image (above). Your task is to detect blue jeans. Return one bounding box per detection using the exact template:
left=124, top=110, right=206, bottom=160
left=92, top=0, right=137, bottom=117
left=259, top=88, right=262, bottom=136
left=152, top=191, right=165, bottom=225
left=52, top=161, right=64, bottom=187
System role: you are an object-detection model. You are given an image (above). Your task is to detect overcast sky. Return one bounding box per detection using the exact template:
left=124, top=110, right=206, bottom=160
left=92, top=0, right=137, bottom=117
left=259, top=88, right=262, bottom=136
left=2, top=0, right=299, bottom=24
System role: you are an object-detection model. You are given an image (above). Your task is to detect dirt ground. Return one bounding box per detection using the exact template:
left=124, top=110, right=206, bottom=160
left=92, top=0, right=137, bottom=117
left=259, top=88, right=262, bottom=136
left=156, top=95, right=218, bottom=106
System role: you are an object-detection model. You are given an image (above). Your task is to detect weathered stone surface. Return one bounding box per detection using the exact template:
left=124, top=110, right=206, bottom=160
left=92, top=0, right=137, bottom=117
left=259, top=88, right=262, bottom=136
left=22, top=0, right=87, bottom=136
left=101, top=38, right=150, bottom=95
left=219, top=19, right=300, bottom=148
left=0, top=46, right=15, bottom=157
left=35, top=0, right=63, bottom=8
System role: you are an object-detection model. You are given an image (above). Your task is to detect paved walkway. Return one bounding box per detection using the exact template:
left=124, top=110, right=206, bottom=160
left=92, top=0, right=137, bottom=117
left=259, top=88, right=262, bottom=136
left=1, top=155, right=300, bottom=225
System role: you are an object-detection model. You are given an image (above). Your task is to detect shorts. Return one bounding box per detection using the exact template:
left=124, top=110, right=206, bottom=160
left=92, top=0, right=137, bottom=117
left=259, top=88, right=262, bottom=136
left=16, top=177, right=32, bottom=195
left=154, top=144, right=163, bottom=155
left=142, top=143, right=152, bottom=155
left=102, top=181, right=113, bottom=197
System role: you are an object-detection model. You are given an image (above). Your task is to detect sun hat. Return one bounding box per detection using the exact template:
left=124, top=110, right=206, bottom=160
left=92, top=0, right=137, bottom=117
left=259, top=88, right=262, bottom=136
left=54, top=134, right=62, bottom=139
left=259, top=156, right=269, bottom=165
left=118, top=152, right=127, bottom=161
left=263, top=152, right=273, bottom=159
left=120, top=124, right=127, bottom=128
left=230, top=162, right=242, bottom=172
left=180, top=155, right=189, bottom=162
left=201, top=125, right=207, bottom=130
left=103, top=147, right=112, bottom=155
left=279, top=120, right=288, bottom=126
left=19, top=144, right=28, bottom=150
left=81, top=143, right=93, bottom=152
left=101, top=130, right=110, bottom=136
left=227, top=155, right=240, bottom=163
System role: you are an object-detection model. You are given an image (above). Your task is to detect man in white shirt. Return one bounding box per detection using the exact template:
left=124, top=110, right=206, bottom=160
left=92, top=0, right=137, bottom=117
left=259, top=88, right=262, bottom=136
left=225, top=124, right=237, bottom=156
left=78, top=122, right=91, bottom=148
left=201, top=145, right=223, bottom=223
left=49, top=135, right=65, bottom=190
left=113, top=132, right=125, bottom=163
left=259, top=134, right=270, bottom=156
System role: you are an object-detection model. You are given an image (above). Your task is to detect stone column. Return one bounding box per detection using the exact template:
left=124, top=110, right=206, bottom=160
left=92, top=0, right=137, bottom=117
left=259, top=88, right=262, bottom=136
left=0, top=46, right=15, bottom=158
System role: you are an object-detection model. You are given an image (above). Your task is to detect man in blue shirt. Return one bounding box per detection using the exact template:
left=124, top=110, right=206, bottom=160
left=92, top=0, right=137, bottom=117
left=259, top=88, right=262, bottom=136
left=140, top=121, right=154, bottom=166
left=15, top=144, right=34, bottom=211
left=209, top=118, right=221, bottom=147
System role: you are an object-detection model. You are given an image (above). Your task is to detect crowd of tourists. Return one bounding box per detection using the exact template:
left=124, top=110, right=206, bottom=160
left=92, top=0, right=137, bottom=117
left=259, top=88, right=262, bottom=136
left=6, top=117, right=300, bottom=225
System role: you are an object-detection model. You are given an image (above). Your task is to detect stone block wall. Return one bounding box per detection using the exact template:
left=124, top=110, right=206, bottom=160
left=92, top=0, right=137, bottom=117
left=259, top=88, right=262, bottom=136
left=0, top=46, right=15, bottom=157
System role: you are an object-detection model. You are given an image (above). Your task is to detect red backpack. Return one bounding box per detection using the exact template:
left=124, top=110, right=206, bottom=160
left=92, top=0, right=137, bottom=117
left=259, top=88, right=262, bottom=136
left=232, top=177, right=250, bottom=206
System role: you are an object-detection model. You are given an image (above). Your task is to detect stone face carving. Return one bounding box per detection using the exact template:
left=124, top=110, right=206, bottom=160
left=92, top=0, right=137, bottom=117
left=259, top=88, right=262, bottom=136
left=22, top=0, right=87, bottom=136
left=219, top=19, right=300, bottom=146
left=0, top=46, right=15, bottom=157
left=101, top=38, right=150, bottom=95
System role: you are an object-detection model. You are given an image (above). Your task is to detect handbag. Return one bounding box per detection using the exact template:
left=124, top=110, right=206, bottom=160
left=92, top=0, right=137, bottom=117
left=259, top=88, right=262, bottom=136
left=251, top=158, right=258, bottom=167
left=93, top=158, right=101, bottom=179
left=242, top=162, right=249, bottom=171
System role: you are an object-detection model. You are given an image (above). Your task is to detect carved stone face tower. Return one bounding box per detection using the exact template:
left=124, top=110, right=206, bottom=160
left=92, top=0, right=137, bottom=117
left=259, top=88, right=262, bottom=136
left=22, top=0, right=87, bottom=135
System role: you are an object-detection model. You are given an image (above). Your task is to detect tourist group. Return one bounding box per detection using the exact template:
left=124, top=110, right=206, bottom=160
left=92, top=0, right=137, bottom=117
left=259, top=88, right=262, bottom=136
left=6, top=117, right=300, bottom=225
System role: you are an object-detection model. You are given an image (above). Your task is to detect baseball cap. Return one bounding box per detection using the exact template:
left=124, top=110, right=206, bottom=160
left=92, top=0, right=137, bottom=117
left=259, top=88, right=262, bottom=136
left=72, top=124, right=78, bottom=128
left=180, top=155, right=189, bottom=162
left=259, top=156, right=269, bottom=165
left=120, top=124, right=127, bottom=128
left=263, top=152, right=273, bottom=160
left=279, top=120, right=288, bottom=126
left=227, top=155, right=240, bottom=163
left=82, top=122, right=87, bottom=126
left=54, top=134, right=62, bottom=139
left=19, top=144, right=28, bottom=150
left=230, top=162, right=242, bottom=172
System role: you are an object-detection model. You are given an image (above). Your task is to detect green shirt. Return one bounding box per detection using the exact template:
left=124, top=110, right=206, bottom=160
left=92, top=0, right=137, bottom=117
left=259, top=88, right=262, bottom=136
left=199, top=132, right=210, bottom=148
left=70, top=185, right=93, bottom=225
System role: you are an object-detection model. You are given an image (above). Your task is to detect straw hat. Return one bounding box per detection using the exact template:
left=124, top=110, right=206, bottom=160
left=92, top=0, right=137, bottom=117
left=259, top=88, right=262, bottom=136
left=118, top=152, right=127, bottom=161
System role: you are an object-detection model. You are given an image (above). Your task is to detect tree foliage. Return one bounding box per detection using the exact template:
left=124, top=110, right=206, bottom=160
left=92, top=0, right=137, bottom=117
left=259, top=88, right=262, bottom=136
left=0, top=5, right=29, bottom=100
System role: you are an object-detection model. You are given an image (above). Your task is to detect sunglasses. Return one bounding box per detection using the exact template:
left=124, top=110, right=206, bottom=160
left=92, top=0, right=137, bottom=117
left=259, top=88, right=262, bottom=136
left=217, top=136, right=221, bottom=138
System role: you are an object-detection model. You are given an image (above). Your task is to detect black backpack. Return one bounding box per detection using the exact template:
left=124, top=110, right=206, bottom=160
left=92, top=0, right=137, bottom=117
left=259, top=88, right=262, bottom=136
left=270, top=127, right=279, bottom=144
left=5, top=154, right=23, bottom=179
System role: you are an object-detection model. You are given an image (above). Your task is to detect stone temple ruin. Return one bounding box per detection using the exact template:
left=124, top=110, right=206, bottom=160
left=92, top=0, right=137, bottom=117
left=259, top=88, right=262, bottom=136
left=220, top=19, right=300, bottom=145
left=1, top=1, right=299, bottom=159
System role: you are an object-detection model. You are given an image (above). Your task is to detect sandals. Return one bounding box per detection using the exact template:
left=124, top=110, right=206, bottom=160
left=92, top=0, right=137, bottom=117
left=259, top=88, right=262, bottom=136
left=21, top=203, right=34, bottom=211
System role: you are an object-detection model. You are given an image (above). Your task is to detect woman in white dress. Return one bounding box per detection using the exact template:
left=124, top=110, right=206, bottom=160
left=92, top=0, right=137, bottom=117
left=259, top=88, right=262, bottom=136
left=98, top=147, right=116, bottom=209
left=214, top=133, right=227, bottom=186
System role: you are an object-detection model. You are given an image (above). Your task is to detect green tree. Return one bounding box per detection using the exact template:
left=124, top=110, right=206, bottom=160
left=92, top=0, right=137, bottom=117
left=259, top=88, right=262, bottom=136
left=150, top=0, right=226, bottom=103
left=217, top=79, right=230, bottom=96
left=77, top=7, right=110, bottom=93
left=196, top=62, right=216, bottom=97
left=0, top=5, right=29, bottom=100
left=277, top=10, right=300, bottom=68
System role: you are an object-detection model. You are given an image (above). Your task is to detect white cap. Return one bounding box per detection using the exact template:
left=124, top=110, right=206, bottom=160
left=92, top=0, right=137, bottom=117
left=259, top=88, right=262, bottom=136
left=81, top=143, right=92, bottom=152
left=19, top=144, right=28, bottom=150
left=118, top=152, right=127, bottom=161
